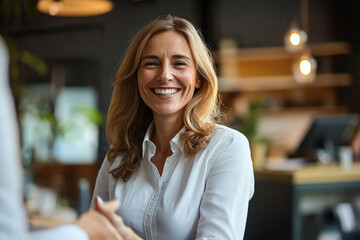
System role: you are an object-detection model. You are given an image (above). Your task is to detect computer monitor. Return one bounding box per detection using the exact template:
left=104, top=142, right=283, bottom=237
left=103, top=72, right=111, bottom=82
left=290, top=114, right=359, bottom=163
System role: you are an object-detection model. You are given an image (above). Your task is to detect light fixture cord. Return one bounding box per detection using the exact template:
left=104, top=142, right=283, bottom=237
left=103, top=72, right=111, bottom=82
left=300, top=0, right=309, bottom=33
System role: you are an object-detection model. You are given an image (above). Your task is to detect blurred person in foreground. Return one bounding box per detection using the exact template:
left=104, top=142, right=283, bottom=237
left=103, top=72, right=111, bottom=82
left=91, top=15, right=254, bottom=240
left=0, top=35, right=126, bottom=240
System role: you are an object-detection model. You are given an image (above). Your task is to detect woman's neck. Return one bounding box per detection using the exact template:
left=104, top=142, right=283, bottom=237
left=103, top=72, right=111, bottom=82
left=151, top=114, right=184, bottom=153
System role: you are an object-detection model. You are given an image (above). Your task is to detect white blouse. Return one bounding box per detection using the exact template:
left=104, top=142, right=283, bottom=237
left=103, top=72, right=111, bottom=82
left=92, top=123, right=254, bottom=240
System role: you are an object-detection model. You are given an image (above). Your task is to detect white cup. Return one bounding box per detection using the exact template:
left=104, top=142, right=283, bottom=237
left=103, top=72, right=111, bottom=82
left=339, top=146, right=353, bottom=171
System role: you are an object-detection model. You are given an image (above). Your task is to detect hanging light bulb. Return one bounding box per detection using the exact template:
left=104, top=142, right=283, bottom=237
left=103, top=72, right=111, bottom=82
left=284, top=26, right=308, bottom=53
left=299, top=58, right=312, bottom=75
left=292, top=52, right=317, bottom=84
left=48, top=0, right=64, bottom=16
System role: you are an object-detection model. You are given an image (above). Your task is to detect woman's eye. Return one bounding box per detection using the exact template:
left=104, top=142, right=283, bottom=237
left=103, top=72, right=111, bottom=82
left=174, top=61, right=187, bottom=67
left=144, top=62, right=159, bottom=67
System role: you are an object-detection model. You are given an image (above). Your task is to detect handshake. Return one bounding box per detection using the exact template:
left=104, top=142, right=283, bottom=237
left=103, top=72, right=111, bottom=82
left=74, top=196, right=142, bottom=240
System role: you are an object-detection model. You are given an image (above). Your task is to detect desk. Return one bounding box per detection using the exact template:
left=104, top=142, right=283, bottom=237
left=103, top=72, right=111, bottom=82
left=245, top=163, right=360, bottom=240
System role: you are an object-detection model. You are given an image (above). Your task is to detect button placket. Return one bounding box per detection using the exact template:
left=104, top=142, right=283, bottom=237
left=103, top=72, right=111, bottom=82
left=143, top=176, right=162, bottom=240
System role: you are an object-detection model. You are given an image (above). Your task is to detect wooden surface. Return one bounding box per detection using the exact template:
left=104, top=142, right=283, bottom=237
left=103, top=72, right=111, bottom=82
left=218, top=73, right=351, bottom=92
left=215, top=41, right=350, bottom=61
left=29, top=213, right=73, bottom=228
left=33, top=161, right=98, bottom=208
left=255, top=162, right=360, bottom=184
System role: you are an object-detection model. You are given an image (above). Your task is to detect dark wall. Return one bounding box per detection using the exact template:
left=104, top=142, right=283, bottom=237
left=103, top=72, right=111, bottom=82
left=338, top=0, right=360, bottom=114
left=216, top=0, right=299, bottom=47
left=209, top=0, right=348, bottom=48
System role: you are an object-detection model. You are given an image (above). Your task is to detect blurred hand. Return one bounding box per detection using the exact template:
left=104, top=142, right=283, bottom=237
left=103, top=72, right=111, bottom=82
left=74, top=201, right=123, bottom=240
left=95, top=196, right=143, bottom=240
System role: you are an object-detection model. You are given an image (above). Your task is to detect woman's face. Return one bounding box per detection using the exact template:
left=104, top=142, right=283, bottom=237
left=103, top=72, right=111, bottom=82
left=137, top=30, right=200, bottom=122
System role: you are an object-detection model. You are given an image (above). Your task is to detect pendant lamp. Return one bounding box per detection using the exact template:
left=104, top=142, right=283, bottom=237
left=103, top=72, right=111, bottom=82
left=37, top=0, right=114, bottom=17
left=284, top=24, right=308, bottom=53
left=284, top=0, right=317, bottom=84
left=292, top=52, right=317, bottom=84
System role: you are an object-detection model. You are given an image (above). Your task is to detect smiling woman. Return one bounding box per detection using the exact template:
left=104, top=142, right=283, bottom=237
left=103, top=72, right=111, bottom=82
left=91, top=15, right=254, bottom=240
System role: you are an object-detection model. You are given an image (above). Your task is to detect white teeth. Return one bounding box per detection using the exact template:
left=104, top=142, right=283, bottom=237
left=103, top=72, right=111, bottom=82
left=154, top=88, right=178, bottom=95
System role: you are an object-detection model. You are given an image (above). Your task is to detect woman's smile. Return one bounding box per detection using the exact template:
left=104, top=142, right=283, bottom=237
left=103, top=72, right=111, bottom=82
left=152, top=87, right=180, bottom=97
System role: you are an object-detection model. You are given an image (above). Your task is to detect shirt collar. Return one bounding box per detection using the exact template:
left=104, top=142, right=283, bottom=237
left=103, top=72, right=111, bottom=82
left=142, top=122, right=155, bottom=159
left=142, top=122, right=186, bottom=158
left=170, top=125, right=186, bottom=155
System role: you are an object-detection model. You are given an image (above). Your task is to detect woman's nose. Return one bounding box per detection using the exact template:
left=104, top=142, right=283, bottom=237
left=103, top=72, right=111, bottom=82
left=158, top=63, right=173, bottom=82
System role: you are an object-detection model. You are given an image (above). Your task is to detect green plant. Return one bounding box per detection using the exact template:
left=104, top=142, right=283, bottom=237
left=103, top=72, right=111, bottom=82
left=1, top=0, right=47, bottom=85
left=0, top=0, right=38, bottom=28
left=2, top=35, right=48, bottom=81
left=238, top=99, right=267, bottom=144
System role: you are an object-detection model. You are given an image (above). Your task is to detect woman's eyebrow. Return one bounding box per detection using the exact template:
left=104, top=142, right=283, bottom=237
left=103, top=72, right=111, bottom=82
left=141, top=54, right=191, bottom=62
left=172, top=54, right=191, bottom=60
left=141, top=55, right=159, bottom=61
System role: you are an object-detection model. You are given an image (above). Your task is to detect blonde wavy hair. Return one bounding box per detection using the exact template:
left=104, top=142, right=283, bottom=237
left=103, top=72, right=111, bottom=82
left=107, top=15, right=222, bottom=181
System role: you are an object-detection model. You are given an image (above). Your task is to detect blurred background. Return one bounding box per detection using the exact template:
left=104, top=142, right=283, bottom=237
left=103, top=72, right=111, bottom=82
left=1, top=0, right=360, bottom=239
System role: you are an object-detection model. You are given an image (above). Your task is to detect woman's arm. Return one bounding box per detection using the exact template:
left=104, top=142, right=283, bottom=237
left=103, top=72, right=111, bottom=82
left=31, top=201, right=123, bottom=240
left=196, top=132, right=255, bottom=239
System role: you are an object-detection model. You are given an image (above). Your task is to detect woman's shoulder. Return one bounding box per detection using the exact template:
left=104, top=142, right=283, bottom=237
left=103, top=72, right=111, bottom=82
left=211, top=124, right=248, bottom=143
left=204, top=124, right=250, bottom=152
left=205, top=124, right=253, bottom=174
left=100, top=154, right=123, bottom=172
